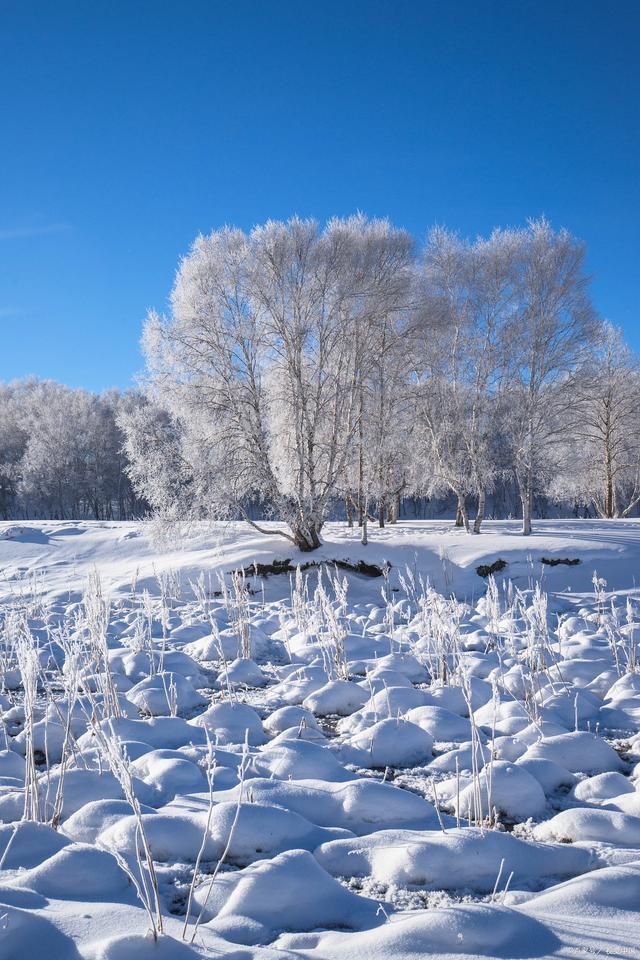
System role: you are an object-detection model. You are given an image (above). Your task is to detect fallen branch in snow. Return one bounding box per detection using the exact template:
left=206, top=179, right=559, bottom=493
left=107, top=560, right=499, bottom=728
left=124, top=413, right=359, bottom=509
left=241, top=558, right=387, bottom=579
left=540, top=556, right=581, bottom=566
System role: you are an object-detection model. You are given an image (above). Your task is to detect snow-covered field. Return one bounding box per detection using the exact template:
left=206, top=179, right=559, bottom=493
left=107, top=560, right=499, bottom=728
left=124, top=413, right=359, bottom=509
left=1, top=519, right=640, bottom=959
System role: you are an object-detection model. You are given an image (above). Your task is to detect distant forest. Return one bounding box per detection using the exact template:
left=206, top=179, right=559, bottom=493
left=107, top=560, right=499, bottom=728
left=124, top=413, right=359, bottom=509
left=0, top=379, right=147, bottom=520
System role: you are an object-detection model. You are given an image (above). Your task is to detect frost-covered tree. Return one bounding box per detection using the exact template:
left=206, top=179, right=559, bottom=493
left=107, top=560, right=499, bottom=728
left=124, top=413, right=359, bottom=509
left=341, top=226, right=416, bottom=528
left=0, top=382, right=29, bottom=519
left=19, top=382, right=94, bottom=518
left=0, top=379, right=145, bottom=520
left=126, top=216, right=413, bottom=551
left=502, top=219, right=598, bottom=535
left=556, top=323, right=640, bottom=518
left=414, top=227, right=517, bottom=533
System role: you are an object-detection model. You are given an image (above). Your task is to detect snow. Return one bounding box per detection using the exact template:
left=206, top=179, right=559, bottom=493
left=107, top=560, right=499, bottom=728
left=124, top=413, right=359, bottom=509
left=0, top=821, right=71, bottom=869
left=533, top=807, right=640, bottom=846
left=262, top=704, right=320, bottom=735
left=0, top=768, right=152, bottom=824
left=2, top=517, right=640, bottom=607
left=454, top=760, right=548, bottom=821
left=207, top=776, right=443, bottom=835
left=302, top=678, right=368, bottom=716
left=81, top=934, right=205, bottom=960
left=405, top=704, right=474, bottom=742
left=3, top=517, right=640, bottom=959
left=514, top=756, right=576, bottom=794
left=573, top=770, right=635, bottom=802
left=188, top=701, right=267, bottom=746
left=126, top=673, right=206, bottom=716
left=518, top=860, right=640, bottom=917
left=11, top=843, right=132, bottom=900
left=62, top=799, right=158, bottom=844
left=251, top=739, right=354, bottom=782
left=100, top=802, right=352, bottom=866
left=216, top=657, right=268, bottom=690
left=339, top=717, right=434, bottom=768
left=314, top=826, right=595, bottom=891
left=190, top=849, right=383, bottom=943
left=278, top=904, right=560, bottom=959
left=519, top=730, right=625, bottom=774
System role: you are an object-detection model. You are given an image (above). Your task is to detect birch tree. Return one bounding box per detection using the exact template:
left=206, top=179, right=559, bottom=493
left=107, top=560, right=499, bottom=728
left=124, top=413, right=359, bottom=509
left=558, top=323, right=640, bottom=518
left=505, top=218, right=598, bottom=535
left=128, top=216, right=412, bottom=551
left=0, top=383, right=28, bottom=519
left=416, top=228, right=515, bottom=533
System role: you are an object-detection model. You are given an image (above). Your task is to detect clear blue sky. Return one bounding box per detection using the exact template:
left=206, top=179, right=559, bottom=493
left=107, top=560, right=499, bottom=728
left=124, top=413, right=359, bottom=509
left=1, top=0, right=638, bottom=391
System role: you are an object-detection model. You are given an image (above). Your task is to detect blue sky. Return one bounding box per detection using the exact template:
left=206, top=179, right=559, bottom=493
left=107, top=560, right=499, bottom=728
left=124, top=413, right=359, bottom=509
left=1, top=0, right=638, bottom=391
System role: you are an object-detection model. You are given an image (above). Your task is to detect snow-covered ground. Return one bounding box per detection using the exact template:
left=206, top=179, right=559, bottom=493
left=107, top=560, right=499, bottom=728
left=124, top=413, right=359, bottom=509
left=1, top=519, right=640, bottom=959
left=2, top=518, right=640, bottom=604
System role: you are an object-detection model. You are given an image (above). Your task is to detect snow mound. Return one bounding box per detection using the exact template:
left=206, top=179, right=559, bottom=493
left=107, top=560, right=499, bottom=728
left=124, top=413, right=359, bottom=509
left=454, top=760, right=547, bottom=821
left=80, top=933, right=203, bottom=960
left=192, top=849, right=383, bottom=943
left=0, top=769, right=141, bottom=824
left=263, top=704, right=320, bottom=735
left=126, top=672, right=205, bottom=716
left=573, top=771, right=634, bottom=802
left=534, top=807, right=640, bottom=846
left=604, top=792, right=640, bottom=817
left=130, top=750, right=207, bottom=800
left=0, top=750, right=26, bottom=780
left=314, top=826, right=595, bottom=891
left=339, top=717, right=433, bottom=768
left=182, top=633, right=225, bottom=661
left=252, top=738, right=354, bottom=782
left=520, top=731, right=624, bottom=774
left=514, top=757, right=576, bottom=794
left=336, top=685, right=427, bottom=735
left=520, top=861, right=640, bottom=917
left=0, top=904, right=80, bottom=959
left=216, top=657, right=269, bottom=689
left=188, top=700, right=266, bottom=745
left=62, top=799, right=158, bottom=844
left=473, top=699, right=530, bottom=736
left=77, top=716, right=207, bottom=751
left=10, top=843, right=130, bottom=899
left=211, top=776, right=440, bottom=834
left=302, top=679, right=369, bottom=716
left=279, top=904, right=559, bottom=959
left=100, top=802, right=351, bottom=865
left=0, top=821, right=72, bottom=869
left=405, top=705, right=474, bottom=743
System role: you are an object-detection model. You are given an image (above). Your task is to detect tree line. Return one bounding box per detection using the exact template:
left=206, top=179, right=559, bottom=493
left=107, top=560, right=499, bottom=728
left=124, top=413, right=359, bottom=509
left=116, top=215, right=640, bottom=550
left=0, top=380, right=146, bottom=520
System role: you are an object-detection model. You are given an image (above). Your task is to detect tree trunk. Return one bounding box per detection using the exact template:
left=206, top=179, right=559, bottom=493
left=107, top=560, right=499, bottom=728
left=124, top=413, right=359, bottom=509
left=473, top=489, right=485, bottom=534
left=455, top=494, right=470, bottom=532
left=357, top=387, right=364, bottom=527
left=390, top=492, right=400, bottom=524
left=456, top=493, right=471, bottom=533
left=521, top=475, right=533, bottom=536
left=604, top=467, right=615, bottom=519
left=292, top=527, right=321, bottom=552
left=378, top=497, right=385, bottom=528
left=345, top=497, right=354, bottom=528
